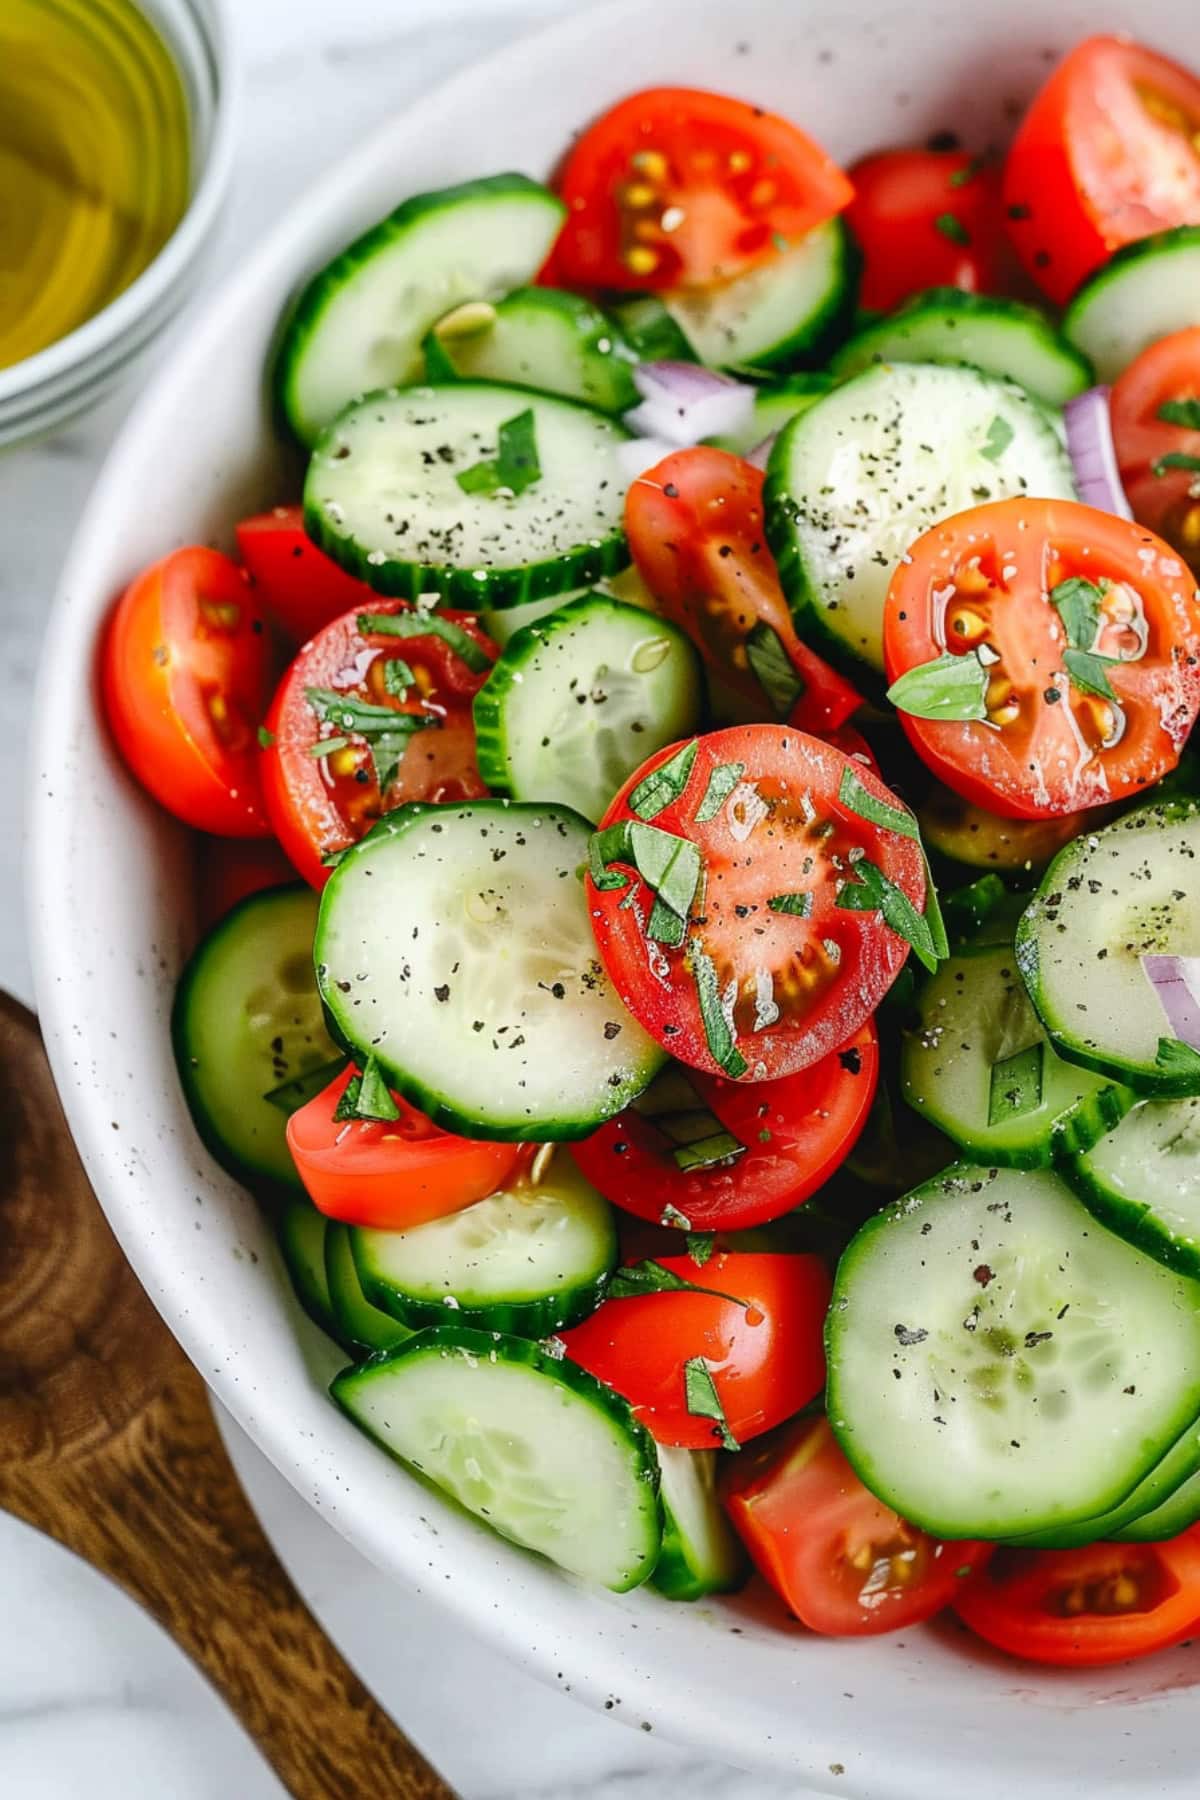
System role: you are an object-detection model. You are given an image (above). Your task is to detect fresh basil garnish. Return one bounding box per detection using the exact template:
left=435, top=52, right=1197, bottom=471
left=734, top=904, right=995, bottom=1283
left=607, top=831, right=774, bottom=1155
left=1155, top=1037, right=1200, bottom=1082
left=1157, top=399, right=1200, bottom=430
left=305, top=685, right=438, bottom=791
left=606, top=1259, right=743, bottom=1305
left=333, top=1055, right=400, bottom=1124
left=767, top=892, right=813, bottom=917
left=307, top=735, right=350, bottom=759
left=683, top=1357, right=740, bottom=1451
left=455, top=407, right=541, bottom=497
left=745, top=622, right=805, bottom=716
left=357, top=610, right=492, bottom=674
left=694, top=761, right=746, bottom=823
left=1152, top=451, right=1200, bottom=477
left=660, top=1202, right=693, bottom=1230
left=257, top=725, right=276, bottom=749
left=262, top=1056, right=347, bottom=1115
left=886, top=650, right=989, bottom=722
left=588, top=820, right=701, bottom=921
left=382, top=657, right=415, bottom=699
left=686, top=1231, right=716, bottom=1266
left=647, top=895, right=687, bottom=947
left=672, top=1130, right=745, bottom=1172
left=689, top=939, right=748, bottom=1078
left=1063, top=647, right=1118, bottom=703
left=980, top=415, right=1014, bottom=462
left=948, top=156, right=985, bottom=188
left=628, top=738, right=698, bottom=821
left=837, top=858, right=940, bottom=973
left=934, top=212, right=970, bottom=245
left=1049, top=576, right=1104, bottom=650
left=987, top=1041, right=1044, bottom=1125
left=836, top=766, right=947, bottom=962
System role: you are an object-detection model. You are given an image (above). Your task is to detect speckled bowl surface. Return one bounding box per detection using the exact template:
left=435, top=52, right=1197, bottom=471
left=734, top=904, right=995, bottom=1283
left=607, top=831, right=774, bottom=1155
left=28, top=3, right=1200, bottom=1794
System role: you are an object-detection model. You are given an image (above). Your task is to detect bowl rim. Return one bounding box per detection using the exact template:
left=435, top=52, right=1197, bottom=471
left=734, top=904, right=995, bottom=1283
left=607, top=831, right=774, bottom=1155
left=0, top=0, right=239, bottom=411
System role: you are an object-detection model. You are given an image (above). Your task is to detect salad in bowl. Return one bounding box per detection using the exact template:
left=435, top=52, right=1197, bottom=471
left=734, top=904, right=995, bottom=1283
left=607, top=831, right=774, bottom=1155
left=95, top=28, right=1200, bottom=1674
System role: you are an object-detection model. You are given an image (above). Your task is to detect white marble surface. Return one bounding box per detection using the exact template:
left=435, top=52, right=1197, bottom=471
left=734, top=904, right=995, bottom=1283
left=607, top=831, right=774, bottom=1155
left=0, top=2, right=803, bottom=1795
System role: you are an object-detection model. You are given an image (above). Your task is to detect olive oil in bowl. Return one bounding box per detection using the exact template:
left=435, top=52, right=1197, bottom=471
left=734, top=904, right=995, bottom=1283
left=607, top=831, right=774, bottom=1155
left=0, top=0, right=192, bottom=371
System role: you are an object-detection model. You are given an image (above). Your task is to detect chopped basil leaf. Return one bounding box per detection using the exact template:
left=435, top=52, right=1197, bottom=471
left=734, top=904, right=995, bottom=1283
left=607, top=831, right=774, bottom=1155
left=256, top=725, right=276, bottom=749
left=307, top=735, right=350, bottom=759
left=683, top=1357, right=740, bottom=1451
left=934, top=212, right=970, bottom=245
left=661, top=1202, right=692, bottom=1230
left=628, top=738, right=699, bottom=820
left=686, top=1231, right=716, bottom=1266
left=1049, top=576, right=1104, bottom=650
left=1152, top=451, right=1200, bottom=477
left=837, top=765, right=919, bottom=840
left=589, top=820, right=701, bottom=921
left=262, top=1055, right=347, bottom=1115
left=837, top=858, right=940, bottom=973
left=1063, top=647, right=1118, bottom=703
left=923, top=866, right=950, bottom=963
left=356, top=610, right=492, bottom=674
left=647, top=895, right=687, bottom=946
left=886, top=650, right=988, bottom=722
left=948, top=156, right=985, bottom=188
left=767, top=891, right=813, bottom=917
left=695, top=760, right=746, bottom=823
left=1155, top=1037, right=1200, bottom=1082
left=455, top=407, right=541, bottom=496
left=745, top=622, right=804, bottom=716
left=606, top=1259, right=743, bottom=1305
left=588, top=824, right=632, bottom=891
left=980, top=415, right=1014, bottom=463
left=987, top=1041, right=1044, bottom=1125
left=1157, top=399, right=1200, bottom=430
left=382, top=657, right=415, bottom=699
left=689, top=939, right=748, bottom=1077
left=672, top=1130, right=746, bottom=1172
left=334, top=1056, right=400, bottom=1124
left=305, top=685, right=439, bottom=792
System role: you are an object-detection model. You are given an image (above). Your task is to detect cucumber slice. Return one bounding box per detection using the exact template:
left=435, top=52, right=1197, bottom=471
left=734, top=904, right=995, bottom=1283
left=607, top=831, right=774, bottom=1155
left=1063, top=226, right=1200, bottom=384
left=325, top=1220, right=414, bottom=1357
left=172, top=885, right=339, bottom=1190
left=764, top=363, right=1074, bottom=676
left=609, top=293, right=698, bottom=364
left=1012, top=1411, right=1200, bottom=1549
left=277, top=1196, right=345, bottom=1346
left=918, top=784, right=1094, bottom=875
left=1066, top=1095, right=1200, bottom=1279
left=315, top=799, right=664, bottom=1139
left=901, top=943, right=1133, bottom=1168
left=350, top=1149, right=616, bottom=1336
left=1015, top=799, right=1200, bottom=1097
left=663, top=217, right=858, bottom=371
left=331, top=1327, right=662, bottom=1590
left=827, top=1163, right=1200, bottom=1539
left=425, top=288, right=638, bottom=414
left=830, top=288, right=1093, bottom=406
left=473, top=594, right=702, bottom=823
left=478, top=592, right=573, bottom=648
left=304, top=383, right=631, bottom=609
left=652, top=1446, right=747, bottom=1601
left=706, top=374, right=833, bottom=457
left=1117, top=1464, right=1200, bottom=1542
left=275, top=174, right=565, bottom=446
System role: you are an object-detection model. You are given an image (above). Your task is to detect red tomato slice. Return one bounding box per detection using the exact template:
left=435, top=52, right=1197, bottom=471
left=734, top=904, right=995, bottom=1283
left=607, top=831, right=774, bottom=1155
left=954, top=1535, right=1200, bottom=1668
left=884, top=497, right=1200, bottom=819
left=553, top=86, right=852, bottom=291
left=1111, top=327, right=1200, bottom=571
left=561, top=1250, right=829, bottom=1449
left=287, top=1067, right=523, bottom=1230
left=197, top=839, right=296, bottom=930
left=261, top=600, right=495, bottom=887
left=846, top=148, right=1007, bottom=312
left=573, top=1019, right=877, bottom=1233
left=102, top=548, right=272, bottom=837
left=236, top=506, right=374, bottom=645
left=722, top=1415, right=990, bottom=1635
left=1003, top=36, right=1200, bottom=305
left=625, top=449, right=863, bottom=734
left=588, top=725, right=925, bottom=1081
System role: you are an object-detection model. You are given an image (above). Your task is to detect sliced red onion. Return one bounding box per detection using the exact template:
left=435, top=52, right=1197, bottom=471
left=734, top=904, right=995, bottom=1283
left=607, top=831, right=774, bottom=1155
left=745, top=431, right=778, bottom=471
left=626, top=360, right=757, bottom=448
left=1143, top=954, right=1200, bottom=1050
left=615, top=435, right=677, bottom=484
left=1064, top=386, right=1133, bottom=519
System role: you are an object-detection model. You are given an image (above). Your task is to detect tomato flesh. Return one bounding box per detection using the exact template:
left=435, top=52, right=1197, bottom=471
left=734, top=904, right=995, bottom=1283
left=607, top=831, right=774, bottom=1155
left=261, top=600, right=495, bottom=887
left=625, top=449, right=863, bottom=734
left=955, top=1534, right=1200, bottom=1667
left=288, top=1067, right=522, bottom=1230
left=553, top=86, right=852, bottom=291
left=561, top=1249, right=829, bottom=1449
left=847, top=147, right=1007, bottom=312
left=1111, top=327, right=1200, bottom=572
left=197, top=839, right=296, bottom=930
left=102, top=547, right=272, bottom=837
left=236, top=505, right=375, bottom=645
left=723, top=1416, right=990, bottom=1635
left=883, top=496, right=1200, bottom=819
left=573, top=1019, right=877, bottom=1232
left=1004, top=36, right=1200, bottom=304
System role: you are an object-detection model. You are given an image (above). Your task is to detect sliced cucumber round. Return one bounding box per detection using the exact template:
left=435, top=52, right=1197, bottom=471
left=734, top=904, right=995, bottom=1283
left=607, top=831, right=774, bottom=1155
left=275, top=174, right=565, bottom=446
left=1066, top=1095, right=1200, bottom=1279
left=826, top=1163, right=1200, bottom=1539
left=304, top=383, right=631, bottom=609
left=901, top=943, right=1132, bottom=1168
left=314, top=799, right=664, bottom=1140
left=350, top=1150, right=616, bottom=1336
left=1063, top=226, right=1200, bottom=384
left=831, top=288, right=1093, bottom=406
left=664, top=217, right=858, bottom=371
left=277, top=1196, right=346, bottom=1347
left=652, top=1446, right=747, bottom=1602
left=609, top=292, right=698, bottom=364
left=918, top=784, right=1096, bottom=875
left=331, top=1327, right=663, bottom=1590
left=1015, top=799, right=1200, bottom=1098
left=424, top=287, right=638, bottom=414
left=1011, top=1411, right=1200, bottom=1550
left=473, top=595, right=702, bottom=823
left=1117, top=1463, right=1200, bottom=1542
left=705, top=373, right=833, bottom=457
left=325, top=1221, right=415, bottom=1357
left=764, top=363, right=1075, bottom=676
left=172, top=884, right=339, bottom=1190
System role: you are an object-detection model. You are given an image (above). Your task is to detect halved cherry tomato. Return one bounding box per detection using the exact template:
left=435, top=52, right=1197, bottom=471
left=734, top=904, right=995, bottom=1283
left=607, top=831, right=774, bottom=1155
left=553, top=87, right=852, bottom=291
left=722, top=1415, right=990, bottom=1635
left=1111, top=328, right=1200, bottom=571
left=287, top=1067, right=522, bottom=1230
left=846, top=147, right=1006, bottom=312
left=954, top=1535, right=1200, bottom=1667
left=588, top=725, right=925, bottom=1080
left=625, top=449, right=862, bottom=733
left=236, top=506, right=375, bottom=645
left=561, top=1249, right=829, bottom=1448
left=102, top=547, right=272, bottom=836
left=574, top=1019, right=877, bottom=1233
left=1003, top=36, right=1200, bottom=305
left=197, top=839, right=296, bottom=929
left=883, top=497, right=1200, bottom=819
left=261, top=600, right=495, bottom=887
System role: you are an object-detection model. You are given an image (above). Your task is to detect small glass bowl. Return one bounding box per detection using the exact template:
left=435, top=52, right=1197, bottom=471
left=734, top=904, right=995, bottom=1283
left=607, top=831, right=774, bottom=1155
left=0, top=0, right=237, bottom=448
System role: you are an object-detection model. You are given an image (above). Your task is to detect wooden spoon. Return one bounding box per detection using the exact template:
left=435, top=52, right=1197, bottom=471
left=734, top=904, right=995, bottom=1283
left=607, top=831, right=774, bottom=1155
left=0, top=991, right=457, bottom=1800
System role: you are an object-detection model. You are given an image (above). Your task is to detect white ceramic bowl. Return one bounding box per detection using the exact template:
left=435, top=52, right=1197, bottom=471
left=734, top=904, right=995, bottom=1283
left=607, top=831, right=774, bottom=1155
left=28, top=4, right=1200, bottom=1794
